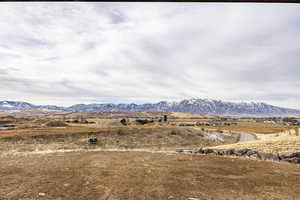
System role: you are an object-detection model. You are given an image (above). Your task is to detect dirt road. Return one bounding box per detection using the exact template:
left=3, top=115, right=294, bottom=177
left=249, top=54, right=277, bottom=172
left=1, top=151, right=299, bottom=200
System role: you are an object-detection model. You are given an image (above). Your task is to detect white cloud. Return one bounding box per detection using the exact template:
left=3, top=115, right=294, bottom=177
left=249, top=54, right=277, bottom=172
left=0, top=3, right=300, bottom=108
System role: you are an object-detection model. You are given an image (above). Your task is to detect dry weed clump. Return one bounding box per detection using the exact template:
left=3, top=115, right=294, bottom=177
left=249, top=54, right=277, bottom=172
left=44, top=120, right=68, bottom=127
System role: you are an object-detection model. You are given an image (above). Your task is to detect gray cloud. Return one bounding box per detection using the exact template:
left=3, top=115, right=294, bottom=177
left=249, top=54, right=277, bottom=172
left=0, top=3, right=299, bottom=108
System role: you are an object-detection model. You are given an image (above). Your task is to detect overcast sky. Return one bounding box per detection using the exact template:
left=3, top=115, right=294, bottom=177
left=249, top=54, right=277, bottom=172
left=0, top=3, right=300, bottom=108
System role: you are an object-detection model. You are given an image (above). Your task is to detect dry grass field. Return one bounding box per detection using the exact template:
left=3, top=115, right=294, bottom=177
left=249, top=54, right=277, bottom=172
left=213, top=137, right=300, bottom=155
left=1, top=114, right=300, bottom=200
left=1, top=116, right=299, bottom=155
left=195, top=126, right=287, bottom=134
left=177, top=121, right=291, bottom=134
left=198, top=125, right=289, bottom=135
left=1, top=151, right=299, bottom=200
left=212, top=127, right=300, bottom=154
left=0, top=125, right=239, bottom=156
left=164, top=120, right=287, bottom=133
left=169, top=112, right=206, bottom=119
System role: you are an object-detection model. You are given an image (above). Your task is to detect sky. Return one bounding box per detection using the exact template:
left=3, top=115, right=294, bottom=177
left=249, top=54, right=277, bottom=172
left=0, top=3, right=300, bottom=108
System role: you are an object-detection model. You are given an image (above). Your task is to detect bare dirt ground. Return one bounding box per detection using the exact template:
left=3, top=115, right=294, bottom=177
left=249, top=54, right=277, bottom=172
left=0, top=151, right=299, bottom=200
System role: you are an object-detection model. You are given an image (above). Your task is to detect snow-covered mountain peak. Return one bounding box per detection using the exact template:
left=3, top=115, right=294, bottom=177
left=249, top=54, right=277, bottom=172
left=0, top=99, right=299, bottom=116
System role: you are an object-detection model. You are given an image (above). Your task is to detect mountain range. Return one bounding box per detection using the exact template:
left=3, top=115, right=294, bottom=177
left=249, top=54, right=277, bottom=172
left=0, top=99, right=300, bottom=116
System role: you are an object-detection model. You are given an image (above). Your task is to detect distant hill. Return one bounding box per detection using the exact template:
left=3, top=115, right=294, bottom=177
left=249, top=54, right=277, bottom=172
left=1, top=99, right=300, bottom=116
left=0, top=101, right=64, bottom=111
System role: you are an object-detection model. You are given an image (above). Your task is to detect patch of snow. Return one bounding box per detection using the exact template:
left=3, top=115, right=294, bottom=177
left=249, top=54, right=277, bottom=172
left=2, top=102, right=14, bottom=108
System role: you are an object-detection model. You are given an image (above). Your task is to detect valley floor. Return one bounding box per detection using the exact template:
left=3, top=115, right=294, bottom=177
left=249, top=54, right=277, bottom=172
left=1, top=151, right=300, bottom=200
left=1, top=117, right=300, bottom=200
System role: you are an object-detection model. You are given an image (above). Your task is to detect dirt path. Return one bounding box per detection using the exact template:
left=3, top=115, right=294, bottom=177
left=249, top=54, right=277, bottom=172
left=0, top=148, right=176, bottom=157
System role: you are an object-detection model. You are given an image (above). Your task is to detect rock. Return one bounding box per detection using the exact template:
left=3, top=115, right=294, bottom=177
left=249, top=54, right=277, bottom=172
left=246, top=150, right=255, bottom=157
left=280, top=152, right=300, bottom=160
left=203, top=149, right=213, bottom=154
left=291, top=158, right=300, bottom=164
left=197, top=148, right=204, bottom=154
left=183, top=150, right=193, bottom=153
left=269, top=153, right=281, bottom=161
left=286, top=152, right=300, bottom=158
left=176, top=149, right=184, bottom=153
left=258, top=152, right=268, bottom=160
left=249, top=153, right=259, bottom=159
left=281, top=158, right=289, bottom=162
left=282, top=157, right=300, bottom=164
left=233, top=149, right=240, bottom=156
left=217, top=150, right=227, bottom=156
left=238, top=149, right=251, bottom=156
left=186, top=147, right=298, bottom=164
left=279, top=152, right=300, bottom=164
left=192, top=149, right=199, bottom=154
left=38, top=193, right=46, bottom=196
left=234, top=149, right=246, bottom=156
left=207, top=150, right=218, bottom=155
left=88, top=137, right=98, bottom=144
left=256, top=152, right=279, bottom=161
left=224, top=149, right=235, bottom=155
left=280, top=154, right=288, bottom=159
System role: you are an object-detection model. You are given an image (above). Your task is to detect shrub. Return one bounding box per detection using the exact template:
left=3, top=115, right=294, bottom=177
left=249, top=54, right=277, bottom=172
left=45, top=120, right=68, bottom=127
left=135, top=119, right=154, bottom=125
left=120, top=118, right=128, bottom=125
left=170, top=130, right=178, bottom=135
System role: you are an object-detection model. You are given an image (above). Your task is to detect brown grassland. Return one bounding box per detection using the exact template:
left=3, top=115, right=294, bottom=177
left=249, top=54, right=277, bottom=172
left=197, top=121, right=293, bottom=134
left=0, top=125, right=239, bottom=155
left=1, top=115, right=300, bottom=200
left=213, top=127, right=300, bottom=154
left=1, top=151, right=299, bottom=200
